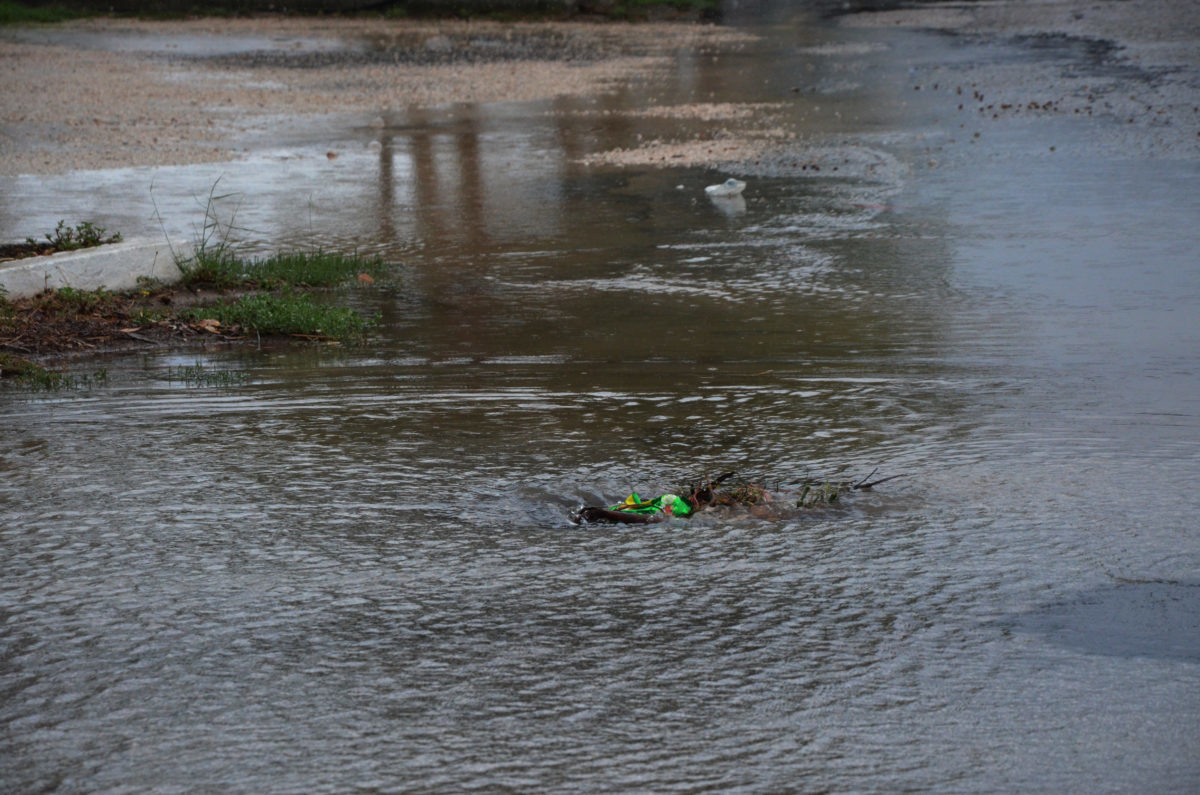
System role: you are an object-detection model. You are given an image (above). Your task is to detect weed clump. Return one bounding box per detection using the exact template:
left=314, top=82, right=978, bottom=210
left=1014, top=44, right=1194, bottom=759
left=0, top=220, right=122, bottom=261
left=31, top=220, right=121, bottom=251
left=52, top=286, right=113, bottom=313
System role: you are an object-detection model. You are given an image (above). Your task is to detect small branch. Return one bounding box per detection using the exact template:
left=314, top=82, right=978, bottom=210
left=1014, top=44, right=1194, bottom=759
left=853, top=467, right=879, bottom=489
left=854, top=473, right=906, bottom=490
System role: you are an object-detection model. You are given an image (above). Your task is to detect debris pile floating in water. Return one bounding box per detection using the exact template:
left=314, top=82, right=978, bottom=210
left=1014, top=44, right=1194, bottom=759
left=704, top=177, right=746, bottom=198
left=573, top=469, right=903, bottom=524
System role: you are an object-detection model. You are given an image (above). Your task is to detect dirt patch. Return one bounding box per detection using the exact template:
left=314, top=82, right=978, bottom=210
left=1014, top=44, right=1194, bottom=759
left=1, top=285, right=267, bottom=360
left=581, top=131, right=775, bottom=168
left=0, top=222, right=124, bottom=261
left=0, top=242, right=60, bottom=262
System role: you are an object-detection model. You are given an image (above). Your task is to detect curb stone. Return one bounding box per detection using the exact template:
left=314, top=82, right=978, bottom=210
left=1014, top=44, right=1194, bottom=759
left=0, top=238, right=186, bottom=298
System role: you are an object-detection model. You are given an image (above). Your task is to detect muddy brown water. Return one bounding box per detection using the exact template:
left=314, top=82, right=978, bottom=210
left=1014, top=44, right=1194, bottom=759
left=3, top=11, right=1199, bottom=792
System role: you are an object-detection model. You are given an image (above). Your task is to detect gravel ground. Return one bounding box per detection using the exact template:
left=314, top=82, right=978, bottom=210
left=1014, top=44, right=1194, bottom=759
left=1, top=2, right=1196, bottom=177
left=836, top=0, right=1200, bottom=158
left=0, top=17, right=751, bottom=176
left=588, top=0, right=1200, bottom=172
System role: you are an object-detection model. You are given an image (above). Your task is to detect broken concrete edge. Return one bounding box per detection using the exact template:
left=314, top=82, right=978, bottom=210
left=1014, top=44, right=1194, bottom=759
left=0, top=238, right=190, bottom=299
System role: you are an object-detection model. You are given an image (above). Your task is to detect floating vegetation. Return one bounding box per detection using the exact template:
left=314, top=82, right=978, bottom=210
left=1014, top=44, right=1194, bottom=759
left=0, top=351, right=66, bottom=389
left=166, top=363, right=247, bottom=388
left=796, top=481, right=847, bottom=507
left=683, top=469, right=903, bottom=510
left=0, top=352, right=108, bottom=390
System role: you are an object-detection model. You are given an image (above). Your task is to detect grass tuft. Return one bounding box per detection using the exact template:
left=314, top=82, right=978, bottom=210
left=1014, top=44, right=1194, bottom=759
left=0, top=351, right=66, bottom=388
left=185, top=292, right=375, bottom=341
left=180, top=248, right=383, bottom=290
left=29, top=220, right=121, bottom=252
left=0, top=351, right=106, bottom=389
left=173, top=179, right=383, bottom=290
left=51, top=286, right=112, bottom=313
left=1, top=220, right=122, bottom=261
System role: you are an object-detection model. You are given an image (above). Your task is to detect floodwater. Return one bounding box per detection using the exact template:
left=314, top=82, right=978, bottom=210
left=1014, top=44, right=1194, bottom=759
left=3, top=9, right=1199, bottom=793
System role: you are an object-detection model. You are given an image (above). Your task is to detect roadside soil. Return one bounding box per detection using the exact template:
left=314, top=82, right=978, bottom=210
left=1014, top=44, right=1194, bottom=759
left=0, top=284, right=294, bottom=369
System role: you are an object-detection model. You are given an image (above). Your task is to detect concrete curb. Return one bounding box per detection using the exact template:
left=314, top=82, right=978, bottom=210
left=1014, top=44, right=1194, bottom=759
left=0, top=238, right=186, bottom=299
